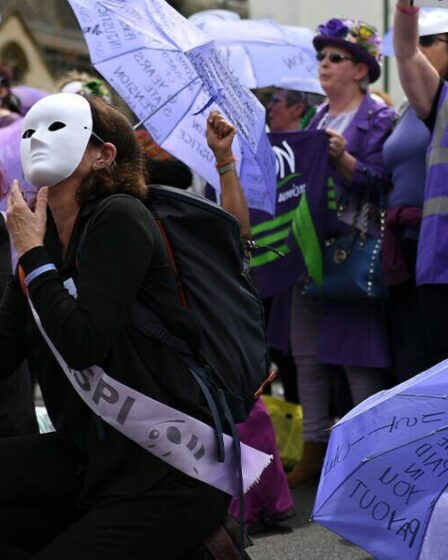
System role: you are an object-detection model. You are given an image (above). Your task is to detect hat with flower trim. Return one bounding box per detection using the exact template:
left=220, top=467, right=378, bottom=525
left=313, top=18, right=382, bottom=83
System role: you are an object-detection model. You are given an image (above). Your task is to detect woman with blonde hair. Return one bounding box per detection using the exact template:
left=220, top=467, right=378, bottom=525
left=288, top=18, right=395, bottom=486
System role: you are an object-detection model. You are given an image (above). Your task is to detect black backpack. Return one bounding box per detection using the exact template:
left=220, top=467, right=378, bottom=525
left=144, top=185, right=271, bottom=424
left=81, top=187, right=269, bottom=554
left=79, top=187, right=271, bottom=429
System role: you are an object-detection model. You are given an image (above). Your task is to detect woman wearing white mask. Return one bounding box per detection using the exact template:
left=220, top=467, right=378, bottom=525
left=0, top=93, right=235, bottom=560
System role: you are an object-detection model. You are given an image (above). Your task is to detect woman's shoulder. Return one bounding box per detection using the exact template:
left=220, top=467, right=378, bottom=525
left=365, top=94, right=395, bottom=121
left=351, top=94, right=395, bottom=136
left=90, top=193, right=156, bottom=233
left=96, top=193, right=150, bottom=216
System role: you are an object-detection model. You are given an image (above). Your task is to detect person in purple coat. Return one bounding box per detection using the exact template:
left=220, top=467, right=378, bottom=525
left=394, top=1, right=448, bottom=367
left=288, top=18, right=395, bottom=486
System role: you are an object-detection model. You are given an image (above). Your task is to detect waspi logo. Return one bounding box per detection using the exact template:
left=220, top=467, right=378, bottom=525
left=273, top=140, right=295, bottom=179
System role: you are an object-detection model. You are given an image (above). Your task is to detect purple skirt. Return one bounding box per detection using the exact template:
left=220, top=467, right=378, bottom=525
left=319, top=300, right=391, bottom=368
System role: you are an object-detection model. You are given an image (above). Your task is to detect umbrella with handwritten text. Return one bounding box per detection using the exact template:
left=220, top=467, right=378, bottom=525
left=312, top=359, right=448, bottom=560
left=193, top=17, right=324, bottom=95
left=382, top=8, right=448, bottom=56
left=67, top=0, right=276, bottom=214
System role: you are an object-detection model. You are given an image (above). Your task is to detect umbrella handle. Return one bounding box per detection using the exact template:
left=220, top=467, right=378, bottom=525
left=192, top=93, right=219, bottom=116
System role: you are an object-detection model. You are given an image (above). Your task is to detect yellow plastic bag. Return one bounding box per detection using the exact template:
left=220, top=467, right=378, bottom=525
left=262, top=395, right=304, bottom=470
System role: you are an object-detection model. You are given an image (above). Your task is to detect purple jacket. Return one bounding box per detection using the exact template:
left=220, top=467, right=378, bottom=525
left=308, top=94, right=395, bottom=368
left=309, top=94, right=394, bottom=237
left=309, top=94, right=394, bottom=192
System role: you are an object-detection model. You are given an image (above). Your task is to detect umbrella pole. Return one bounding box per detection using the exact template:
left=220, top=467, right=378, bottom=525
left=133, top=76, right=201, bottom=130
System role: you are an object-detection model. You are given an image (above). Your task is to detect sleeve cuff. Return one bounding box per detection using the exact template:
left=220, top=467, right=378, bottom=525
left=18, top=246, right=57, bottom=287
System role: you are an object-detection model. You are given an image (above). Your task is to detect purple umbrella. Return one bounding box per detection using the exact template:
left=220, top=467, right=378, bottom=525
left=12, top=85, right=48, bottom=116
left=0, top=118, right=37, bottom=211
left=313, top=359, right=448, bottom=559
left=67, top=0, right=276, bottom=214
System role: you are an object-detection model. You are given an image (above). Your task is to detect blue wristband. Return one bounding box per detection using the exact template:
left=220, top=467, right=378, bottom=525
left=24, top=263, right=57, bottom=286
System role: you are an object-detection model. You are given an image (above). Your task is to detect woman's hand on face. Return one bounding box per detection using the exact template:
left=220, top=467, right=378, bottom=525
left=206, top=110, right=237, bottom=164
left=326, top=129, right=347, bottom=160
left=6, top=180, right=48, bottom=257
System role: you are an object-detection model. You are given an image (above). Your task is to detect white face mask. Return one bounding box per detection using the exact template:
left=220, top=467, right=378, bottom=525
left=20, top=93, right=94, bottom=187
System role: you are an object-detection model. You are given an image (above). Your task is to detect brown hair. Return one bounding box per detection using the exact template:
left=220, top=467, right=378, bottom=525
left=76, top=95, right=148, bottom=207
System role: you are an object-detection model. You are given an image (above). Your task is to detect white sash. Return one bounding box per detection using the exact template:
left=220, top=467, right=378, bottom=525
left=28, top=297, right=271, bottom=496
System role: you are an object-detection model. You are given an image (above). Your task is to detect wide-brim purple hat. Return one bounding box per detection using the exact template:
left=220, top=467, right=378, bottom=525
left=313, top=18, right=382, bottom=83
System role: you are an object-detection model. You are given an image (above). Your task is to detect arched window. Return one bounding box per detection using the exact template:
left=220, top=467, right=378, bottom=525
left=1, top=42, right=29, bottom=83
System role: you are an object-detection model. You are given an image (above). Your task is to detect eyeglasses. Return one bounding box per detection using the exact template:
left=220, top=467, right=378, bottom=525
left=269, top=96, right=285, bottom=105
left=316, top=51, right=356, bottom=64
left=419, top=35, right=448, bottom=48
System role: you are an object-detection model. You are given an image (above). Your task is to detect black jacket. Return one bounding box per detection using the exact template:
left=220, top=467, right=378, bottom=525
left=0, top=214, right=37, bottom=437
left=0, top=194, right=203, bottom=506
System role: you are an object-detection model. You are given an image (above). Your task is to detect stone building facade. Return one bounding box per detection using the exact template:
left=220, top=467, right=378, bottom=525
left=0, top=0, right=247, bottom=90
left=0, top=0, right=90, bottom=90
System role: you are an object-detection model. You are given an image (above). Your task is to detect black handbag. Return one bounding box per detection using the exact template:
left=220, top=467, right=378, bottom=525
left=303, top=199, right=386, bottom=300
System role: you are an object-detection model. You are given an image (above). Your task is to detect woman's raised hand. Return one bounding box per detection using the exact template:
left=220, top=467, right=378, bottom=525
left=206, top=110, right=237, bottom=164
left=6, top=180, right=48, bottom=257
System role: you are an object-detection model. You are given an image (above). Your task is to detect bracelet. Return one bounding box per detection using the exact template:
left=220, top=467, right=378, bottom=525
left=396, top=3, right=419, bottom=15
left=217, top=162, right=236, bottom=176
left=215, top=156, right=236, bottom=169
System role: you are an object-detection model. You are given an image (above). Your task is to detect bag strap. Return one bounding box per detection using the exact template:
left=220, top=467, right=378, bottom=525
left=217, top=389, right=246, bottom=559
left=132, top=301, right=193, bottom=357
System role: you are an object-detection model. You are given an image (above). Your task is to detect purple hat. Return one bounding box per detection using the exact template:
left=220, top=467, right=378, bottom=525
left=313, top=18, right=382, bottom=83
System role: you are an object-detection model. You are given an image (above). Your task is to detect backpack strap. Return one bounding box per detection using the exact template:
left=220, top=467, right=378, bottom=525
left=153, top=216, right=187, bottom=308
left=132, top=301, right=193, bottom=357
left=132, top=302, right=226, bottom=463
left=217, top=389, right=245, bottom=558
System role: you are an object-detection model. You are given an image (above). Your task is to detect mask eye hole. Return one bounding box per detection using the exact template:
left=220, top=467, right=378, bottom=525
left=48, top=121, right=66, bottom=132
left=22, top=129, right=36, bottom=139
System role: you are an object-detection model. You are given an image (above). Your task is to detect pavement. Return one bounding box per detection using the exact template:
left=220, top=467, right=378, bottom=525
left=247, top=485, right=372, bottom=560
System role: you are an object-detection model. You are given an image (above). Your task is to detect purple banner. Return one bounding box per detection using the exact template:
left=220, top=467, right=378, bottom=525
left=250, top=130, right=330, bottom=298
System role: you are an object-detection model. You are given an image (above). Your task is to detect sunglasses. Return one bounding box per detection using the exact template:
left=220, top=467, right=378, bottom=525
left=316, top=51, right=356, bottom=64
left=419, top=35, right=448, bottom=48
left=269, top=96, right=285, bottom=104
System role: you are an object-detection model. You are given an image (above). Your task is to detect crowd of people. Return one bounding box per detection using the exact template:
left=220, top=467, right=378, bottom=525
left=0, top=1, right=446, bottom=558
left=258, top=6, right=448, bottom=491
